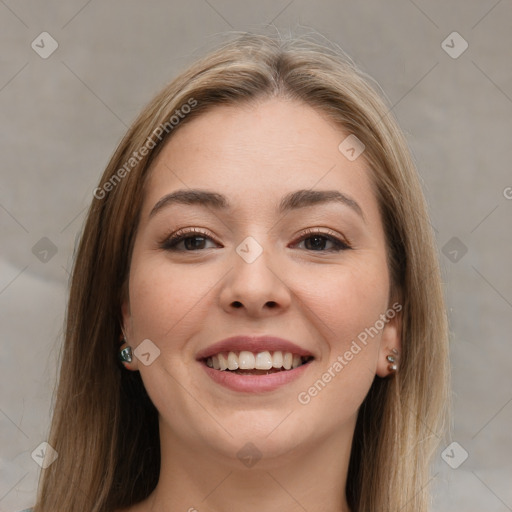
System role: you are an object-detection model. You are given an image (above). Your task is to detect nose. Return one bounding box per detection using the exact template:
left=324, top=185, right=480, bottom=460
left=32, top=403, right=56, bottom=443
left=218, top=242, right=292, bottom=318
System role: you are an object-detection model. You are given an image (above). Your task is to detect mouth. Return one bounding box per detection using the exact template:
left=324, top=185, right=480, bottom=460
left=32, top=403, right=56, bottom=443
left=196, top=335, right=315, bottom=392
left=202, top=350, right=314, bottom=375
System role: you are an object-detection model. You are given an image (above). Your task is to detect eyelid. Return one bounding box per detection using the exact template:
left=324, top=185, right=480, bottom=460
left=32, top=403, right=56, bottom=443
left=159, top=226, right=352, bottom=252
left=291, top=227, right=352, bottom=250
left=159, top=227, right=222, bottom=249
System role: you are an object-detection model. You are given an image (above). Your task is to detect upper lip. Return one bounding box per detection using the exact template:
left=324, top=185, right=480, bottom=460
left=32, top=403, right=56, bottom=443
left=196, top=335, right=314, bottom=360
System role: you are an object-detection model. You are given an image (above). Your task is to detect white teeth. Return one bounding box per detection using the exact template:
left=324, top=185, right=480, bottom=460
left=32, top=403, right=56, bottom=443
left=205, top=350, right=310, bottom=372
left=272, top=351, right=283, bottom=368
left=227, top=351, right=239, bottom=370
left=218, top=352, right=228, bottom=370
left=239, top=351, right=255, bottom=369
left=255, top=351, right=273, bottom=370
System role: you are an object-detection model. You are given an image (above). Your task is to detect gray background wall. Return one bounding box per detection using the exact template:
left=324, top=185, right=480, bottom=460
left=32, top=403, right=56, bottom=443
left=1, top=1, right=511, bottom=511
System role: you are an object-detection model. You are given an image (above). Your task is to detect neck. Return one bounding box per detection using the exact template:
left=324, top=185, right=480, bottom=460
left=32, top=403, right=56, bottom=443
left=141, top=417, right=354, bottom=512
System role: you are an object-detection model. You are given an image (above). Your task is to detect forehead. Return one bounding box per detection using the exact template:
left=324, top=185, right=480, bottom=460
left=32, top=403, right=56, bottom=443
left=143, top=98, right=380, bottom=224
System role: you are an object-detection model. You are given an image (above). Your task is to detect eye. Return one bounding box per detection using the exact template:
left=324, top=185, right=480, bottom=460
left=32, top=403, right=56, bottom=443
left=293, top=229, right=351, bottom=252
left=160, top=228, right=220, bottom=251
left=159, top=228, right=351, bottom=253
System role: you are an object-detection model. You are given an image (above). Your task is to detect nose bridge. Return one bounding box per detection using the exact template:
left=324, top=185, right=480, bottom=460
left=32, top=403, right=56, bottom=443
left=219, top=234, right=291, bottom=314
left=233, top=234, right=280, bottom=293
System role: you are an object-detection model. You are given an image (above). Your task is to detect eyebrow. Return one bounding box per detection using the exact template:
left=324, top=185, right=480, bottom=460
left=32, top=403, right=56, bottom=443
left=149, top=188, right=364, bottom=220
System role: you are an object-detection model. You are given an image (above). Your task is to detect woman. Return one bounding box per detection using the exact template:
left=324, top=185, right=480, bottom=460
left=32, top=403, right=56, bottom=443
left=28, top=32, right=449, bottom=512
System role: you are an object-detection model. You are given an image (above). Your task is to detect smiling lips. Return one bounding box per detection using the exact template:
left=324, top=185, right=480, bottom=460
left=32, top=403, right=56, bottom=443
left=197, top=335, right=314, bottom=377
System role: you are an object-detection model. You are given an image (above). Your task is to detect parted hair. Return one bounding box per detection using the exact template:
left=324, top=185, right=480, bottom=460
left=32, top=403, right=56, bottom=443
left=34, top=31, right=449, bottom=512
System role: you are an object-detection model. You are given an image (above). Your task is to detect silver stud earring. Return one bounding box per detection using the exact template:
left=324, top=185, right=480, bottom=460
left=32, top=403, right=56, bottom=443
left=387, top=351, right=399, bottom=372
left=119, top=345, right=132, bottom=364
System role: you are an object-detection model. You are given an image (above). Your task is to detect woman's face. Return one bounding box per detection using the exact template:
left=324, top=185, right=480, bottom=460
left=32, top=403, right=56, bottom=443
left=122, top=97, right=400, bottom=464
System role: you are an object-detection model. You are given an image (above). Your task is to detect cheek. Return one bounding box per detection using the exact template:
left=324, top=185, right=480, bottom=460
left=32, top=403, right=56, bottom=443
left=127, top=252, right=221, bottom=342
left=296, top=260, right=390, bottom=351
left=292, top=265, right=388, bottom=425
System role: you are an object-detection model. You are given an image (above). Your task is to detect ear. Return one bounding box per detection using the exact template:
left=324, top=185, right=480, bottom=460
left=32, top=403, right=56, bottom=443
left=121, top=297, right=130, bottom=334
left=375, top=303, right=402, bottom=378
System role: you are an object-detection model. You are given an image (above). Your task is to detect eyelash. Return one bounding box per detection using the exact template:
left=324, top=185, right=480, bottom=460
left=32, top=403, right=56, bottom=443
left=159, top=227, right=352, bottom=253
left=294, top=228, right=352, bottom=252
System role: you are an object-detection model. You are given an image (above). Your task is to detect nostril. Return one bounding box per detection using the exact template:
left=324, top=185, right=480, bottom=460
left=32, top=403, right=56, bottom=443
left=230, top=300, right=278, bottom=309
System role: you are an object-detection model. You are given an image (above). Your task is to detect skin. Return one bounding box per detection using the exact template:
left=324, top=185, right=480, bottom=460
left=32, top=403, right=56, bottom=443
left=119, top=97, right=401, bottom=512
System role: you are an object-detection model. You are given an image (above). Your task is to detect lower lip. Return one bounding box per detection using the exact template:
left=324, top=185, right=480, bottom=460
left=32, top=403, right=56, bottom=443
left=200, top=361, right=313, bottom=393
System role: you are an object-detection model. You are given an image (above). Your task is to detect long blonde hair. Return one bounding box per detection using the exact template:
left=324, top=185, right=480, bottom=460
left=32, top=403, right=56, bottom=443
left=34, top=32, right=449, bottom=512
